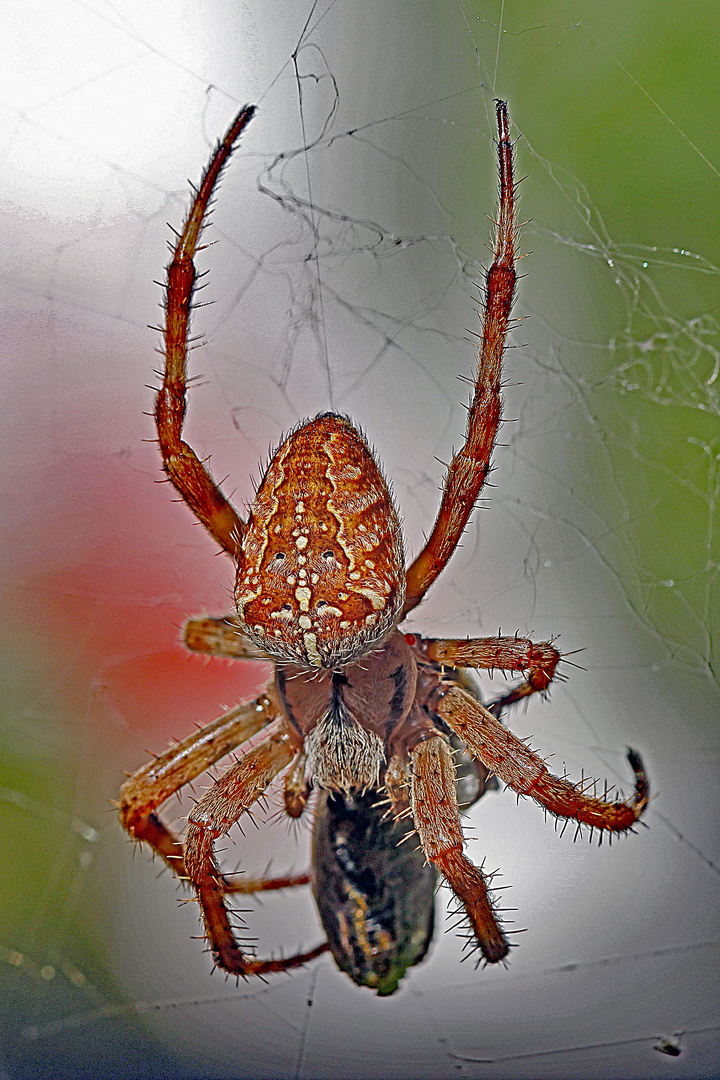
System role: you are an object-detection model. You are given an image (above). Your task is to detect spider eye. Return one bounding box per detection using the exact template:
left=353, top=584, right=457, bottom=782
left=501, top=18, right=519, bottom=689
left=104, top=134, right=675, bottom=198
left=273, top=551, right=286, bottom=561
left=322, top=550, right=335, bottom=560
left=281, top=603, right=292, bottom=612
left=316, top=600, right=327, bottom=609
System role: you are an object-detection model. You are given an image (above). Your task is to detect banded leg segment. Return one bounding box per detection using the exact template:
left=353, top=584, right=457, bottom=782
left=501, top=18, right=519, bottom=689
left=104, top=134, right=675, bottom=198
left=156, top=106, right=257, bottom=555
left=411, top=736, right=510, bottom=964
left=413, top=634, right=561, bottom=710
left=403, top=101, right=517, bottom=616
left=184, top=728, right=325, bottom=974
left=435, top=684, right=649, bottom=831
left=119, top=692, right=277, bottom=873
left=184, top=615, right=268, bottom=660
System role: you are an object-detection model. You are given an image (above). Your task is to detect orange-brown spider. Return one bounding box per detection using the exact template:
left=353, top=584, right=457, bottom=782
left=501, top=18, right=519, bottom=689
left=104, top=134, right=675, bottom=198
left=119, top=101, right=649, bottom=984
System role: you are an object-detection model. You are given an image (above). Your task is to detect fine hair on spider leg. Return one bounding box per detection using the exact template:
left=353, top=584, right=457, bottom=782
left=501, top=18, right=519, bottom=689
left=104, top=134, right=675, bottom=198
left=118, top=98, right=650, bottom=989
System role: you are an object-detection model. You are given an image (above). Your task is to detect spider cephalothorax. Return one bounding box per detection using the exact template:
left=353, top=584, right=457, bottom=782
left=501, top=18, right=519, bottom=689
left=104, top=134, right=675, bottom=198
left=119, top=101, right=648, bottom=988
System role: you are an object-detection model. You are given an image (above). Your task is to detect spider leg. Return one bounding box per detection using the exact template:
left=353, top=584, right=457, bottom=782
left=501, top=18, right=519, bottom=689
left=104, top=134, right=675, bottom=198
left=156, top=106, right=257, bottom=556
left=411, top=736, right=510, bottom=964
left=211, top=747, right=314, bottom=892
left=183, top=726, right=326, bottom=975
left=184, top=614, right=268, bottom=660
left=403, top=100, right=517, bottom=616
left=223, top=870, right=312, bottom=894
left=434, top=683, right=649, bottom=831
left=412, top=634, right=561, bottom=710
left=119, top=691, right=276, bottom=874
left=183, top=619, right=316, bottom=820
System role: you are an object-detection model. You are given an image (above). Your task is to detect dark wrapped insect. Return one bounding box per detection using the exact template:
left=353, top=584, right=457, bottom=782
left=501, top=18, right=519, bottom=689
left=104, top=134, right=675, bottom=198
left=314, top=788, right=438, bottom=995
left=313, top=726, right=497, bottom=994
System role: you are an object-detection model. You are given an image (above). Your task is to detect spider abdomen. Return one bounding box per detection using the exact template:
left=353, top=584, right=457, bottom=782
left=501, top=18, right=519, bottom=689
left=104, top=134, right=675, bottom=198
left=235, top=413, right=405, bottom=668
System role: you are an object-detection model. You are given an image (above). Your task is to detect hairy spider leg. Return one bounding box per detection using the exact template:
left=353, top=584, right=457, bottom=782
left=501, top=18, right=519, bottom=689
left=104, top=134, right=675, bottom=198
left=411, top=736, right=510, bottom=963
left=412, top=634, right=561, bottom=710
left=182, top=617, right=315, bottom=817
left=119, top=694, right=278, bottom=873
left=434, top=684, right=649, bottom=831
left=183, top=616, right=267, bottom=659
left=403, top=100, right=517, bottom=616
left=155, top=106, right=257, bottom=556
left=183, top=726, right=327, bottom=975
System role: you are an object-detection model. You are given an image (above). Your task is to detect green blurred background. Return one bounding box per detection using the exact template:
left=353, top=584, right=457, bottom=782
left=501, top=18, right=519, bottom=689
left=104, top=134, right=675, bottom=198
left=456, top=0, right=719, bottom=687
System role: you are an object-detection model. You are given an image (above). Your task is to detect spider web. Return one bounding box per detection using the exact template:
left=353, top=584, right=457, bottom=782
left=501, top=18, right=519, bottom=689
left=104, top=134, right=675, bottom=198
left=1, top=1, right=718, bottom=1078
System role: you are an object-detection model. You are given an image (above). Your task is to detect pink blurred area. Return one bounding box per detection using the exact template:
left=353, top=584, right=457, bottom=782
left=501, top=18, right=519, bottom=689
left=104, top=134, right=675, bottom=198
left=3, top=305, right=268, bottom=747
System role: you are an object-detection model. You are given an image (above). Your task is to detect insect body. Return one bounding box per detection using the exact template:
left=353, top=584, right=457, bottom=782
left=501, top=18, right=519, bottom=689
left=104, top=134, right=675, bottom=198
left=313, top=690, right=497, bottom=994
left=119, top=101, right=649, bottom=985
left=313, top=789, right=437, bottom=995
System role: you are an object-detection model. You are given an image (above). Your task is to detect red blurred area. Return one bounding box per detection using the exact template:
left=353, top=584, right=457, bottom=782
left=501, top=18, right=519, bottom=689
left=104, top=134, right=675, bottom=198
left=4, top=316, right=267, bottom=743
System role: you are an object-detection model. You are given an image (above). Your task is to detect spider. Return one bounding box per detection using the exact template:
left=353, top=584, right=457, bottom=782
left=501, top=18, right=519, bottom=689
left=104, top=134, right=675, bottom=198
left=119, top=100, right=649, bottom=985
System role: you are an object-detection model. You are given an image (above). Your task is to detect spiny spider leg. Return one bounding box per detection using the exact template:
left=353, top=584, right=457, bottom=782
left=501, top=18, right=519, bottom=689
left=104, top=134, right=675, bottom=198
left=155, top=106, right=257, bottom=555
left=412, top=633, right=561, bottom=709
left=434, top=684, right=649, bottom=831
left=183, top=726, right=326, bottom=974
left=411, top=736, right=510, bottom=963
left=223, top=870, right=312, bottom=894
left=403, top=100, right=517, bottom=616
left=184, top=615, right=267, bottom=659
left=119, top=693, right=277, bottom=873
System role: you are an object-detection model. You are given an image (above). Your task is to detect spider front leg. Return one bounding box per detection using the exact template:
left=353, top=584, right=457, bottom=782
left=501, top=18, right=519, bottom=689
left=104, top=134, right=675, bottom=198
left=119, top=692, right=278, bottom=874
left=155, top=106, right=257, bottom=555
left=434, top=683, right=649, bottom=832
left=411, top=736, right=510, bottom=963
left=403, top=100, right=517, bottom=615
left=411, top=634, right=561, bottom=711
left=183, top=725, right=326, bottom=975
